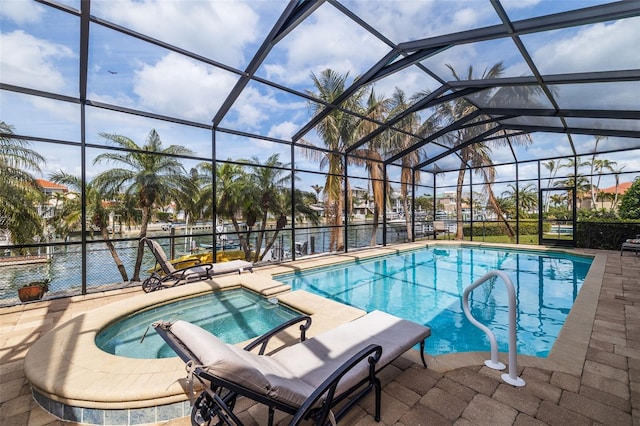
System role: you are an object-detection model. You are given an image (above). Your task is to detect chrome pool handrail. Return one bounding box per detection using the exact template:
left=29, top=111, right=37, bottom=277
left=462, top=270, right=525, bottom=387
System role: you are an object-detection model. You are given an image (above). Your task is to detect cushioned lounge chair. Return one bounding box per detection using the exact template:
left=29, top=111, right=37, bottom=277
left=141, top=237, right=214, bottom=292
left=621, top=234, right=640, bottom=256
left=141, top=238, right=253, bottom=292
left=154, top=310, right=431, bottom=425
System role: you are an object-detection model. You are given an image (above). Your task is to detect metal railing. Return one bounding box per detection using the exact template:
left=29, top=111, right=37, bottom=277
left=462, top=270, right=525, bottom=387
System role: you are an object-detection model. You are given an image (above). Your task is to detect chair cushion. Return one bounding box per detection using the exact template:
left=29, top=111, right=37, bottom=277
left=272, top=310, right=430, bottom=397
left=211, top=260, right=253, bottom=274
left=168, top=320, right=315, bottom=407
left=625, top=239, right=640, bottom=244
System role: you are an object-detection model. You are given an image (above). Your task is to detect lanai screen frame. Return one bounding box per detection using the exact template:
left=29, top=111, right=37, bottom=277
left=0, top=0, right=639, bottom=299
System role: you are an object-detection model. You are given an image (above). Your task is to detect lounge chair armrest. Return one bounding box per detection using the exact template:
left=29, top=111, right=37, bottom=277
left=244, top=315, right=312, bottom=354
left=290, top=343, right=383, bottom=426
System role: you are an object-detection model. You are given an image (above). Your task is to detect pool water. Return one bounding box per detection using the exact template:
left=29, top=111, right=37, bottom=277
left=275, top=246, right=592, bottom=357
left=96, top=289, right=300, bottom=359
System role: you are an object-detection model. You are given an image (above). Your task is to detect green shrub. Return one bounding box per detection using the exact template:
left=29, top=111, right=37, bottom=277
left=576, top=220, right=640, bottom=249
left=462, top=221, right=549, bottom=237
left=618, top=178, right=640, bottom=219
left=156, top=212, right=171, bottom=222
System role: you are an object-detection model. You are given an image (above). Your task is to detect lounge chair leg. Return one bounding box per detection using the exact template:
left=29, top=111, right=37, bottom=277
left=419, top=340, right=428, bottom=368
left=267, top=407, right=275, bottom=426
left=374, top=377, right=381, bottom=422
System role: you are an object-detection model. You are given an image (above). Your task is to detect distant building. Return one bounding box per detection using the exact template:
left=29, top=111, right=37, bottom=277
left=351, top=186, right=373, bottom=218
left=580, top=181, right=632, bottom=210
left=36, top=179, right=69, bottom=219
left=436, top=191, right=470, bottom=218
left=36, top=179, right=68, bottom=197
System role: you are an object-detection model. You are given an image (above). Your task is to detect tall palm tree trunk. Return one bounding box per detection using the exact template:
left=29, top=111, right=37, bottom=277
left=99, top=226, right=129, bottom=281
left=455, top=169, right=466, bottom=239
left=370, top=175, right=384, bottom=246
left=402, top=195, right=412, bottom=240
left=132, top=205, right=151, bottom=282
left=486, top=185, right=515, bottom=240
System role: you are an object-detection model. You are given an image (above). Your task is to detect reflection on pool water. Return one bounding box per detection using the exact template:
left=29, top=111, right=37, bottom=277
left=275, top=246, right=593, bottom=357
left=96, top=288, right=301, bottom=359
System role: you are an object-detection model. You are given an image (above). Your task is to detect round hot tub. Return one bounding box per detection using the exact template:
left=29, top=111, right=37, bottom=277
left=96, top=288, right=300, bottom=359
left=23, top=277, right=297, bottom=425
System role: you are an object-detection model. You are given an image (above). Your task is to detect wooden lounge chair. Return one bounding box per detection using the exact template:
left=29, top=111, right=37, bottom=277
left=141, top=238, right=253, bottom=293
left=154, top=310, right=431, bottom=425
left=621, top=234, right=640, bottom=256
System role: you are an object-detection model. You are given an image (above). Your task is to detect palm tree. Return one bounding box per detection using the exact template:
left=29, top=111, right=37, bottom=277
left=195, top=162, right=216, bottom=221
left=49, top=171, right=129, bottom=281
left=216, top=161, right=250, bottom=251
left=611, top=164, right=626, bottom=209
left=304, top=69, right=366, bottom=251
left=92, top=129, right=196, bottom=282
left=246, top=154, right=291, bottom=261
left=349, top=87, right=391, bottom=246
left=291, top=189, right=321, bottom=225
left=590, top=158, right=616, bottom=207
left=501, top=183, right=538, bottom=218
left=494, top=195, right=516, bottom=219
left=588, top=136, right=605, bottom=206
left=177, top=166, right=212, bottom=226
left=387, top=88, right=423, bottom=240
left=427, top=63, right=537, bottom=240
left=554, top=174, right=589, bottom=211
left=542, top=159, right=562, bottom=211
left=549, top=193, right=566, bottom=208
left=0, top=121, right=46, bottom=246
left=310, top=184, right=323, bottom=204
left=111, top=192, right=141, bottom=232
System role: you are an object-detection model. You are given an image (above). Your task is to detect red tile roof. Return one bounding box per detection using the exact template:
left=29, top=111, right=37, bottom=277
left=36, top=179, right=68, bottom=192
left=600, top=181, right=632, bottom=195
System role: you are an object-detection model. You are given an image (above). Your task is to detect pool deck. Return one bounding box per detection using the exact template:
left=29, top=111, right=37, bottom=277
left=0, top=242, right=638, bottom=425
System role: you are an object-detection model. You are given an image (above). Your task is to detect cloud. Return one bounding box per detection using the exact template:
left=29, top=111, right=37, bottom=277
left=228, top=86, right=269, bottom=129
left=530, top=18, right=640, bottom=74
left=133, top=52, right=239, bottom=122
left=222, top=84, right=308, bottom=133
left=452, top=8, right=480, bottom=28
left=268, top=121, right=298, bottom=141
left=0, top=0, right=45, bottom=24
left=263, top=4, right=389, bottom=87
left=343, top=0, right=495, bottom=43
left=500, top=0, right=541, bottom=10
left=0, top=30, right=74, bottom=92
left=91, top=0, right=260, bottom=68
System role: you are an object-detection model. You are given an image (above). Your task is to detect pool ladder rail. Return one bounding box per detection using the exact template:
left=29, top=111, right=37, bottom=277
left=462, top=270, right=526, bottom=387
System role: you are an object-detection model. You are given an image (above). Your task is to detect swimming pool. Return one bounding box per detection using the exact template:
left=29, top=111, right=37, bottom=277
left=96, top=288, right=301, bottom=359
left=275, top=246, right=593, bottom=357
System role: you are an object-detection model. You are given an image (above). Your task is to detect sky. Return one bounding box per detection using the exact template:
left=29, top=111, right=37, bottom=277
left=1, top=0, right=639, bottom=194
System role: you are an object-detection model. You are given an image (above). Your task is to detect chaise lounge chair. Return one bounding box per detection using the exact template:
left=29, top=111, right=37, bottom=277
left=154, top=310, right=431, bottom=425
left=621, top=234, right=640, bottom=256
left=141, top=238, right=253, bottom=293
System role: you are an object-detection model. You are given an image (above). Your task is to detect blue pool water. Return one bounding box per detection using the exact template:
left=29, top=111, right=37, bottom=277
left=96, top=289, right=301, bottom=359
left=275, top=246, right=593, bottom=357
